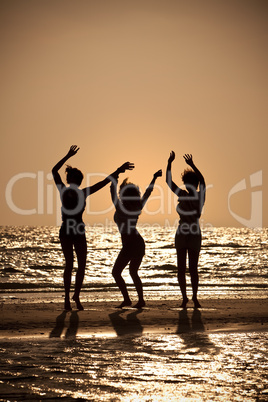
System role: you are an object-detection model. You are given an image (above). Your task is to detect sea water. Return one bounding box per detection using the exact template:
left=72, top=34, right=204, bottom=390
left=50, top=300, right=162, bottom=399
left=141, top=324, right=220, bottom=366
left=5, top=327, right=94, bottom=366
left=0, top=331, right=267, bottom=401
left=0, top=225, right=267, bottom=301
left=0, top=226, right=268, bottom=401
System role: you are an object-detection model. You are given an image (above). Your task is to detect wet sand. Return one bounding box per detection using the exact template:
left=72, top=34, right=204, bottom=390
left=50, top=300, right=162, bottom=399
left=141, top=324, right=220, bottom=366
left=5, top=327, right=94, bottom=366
left=1, top=298, right=267, bottom=339
left=1, top=297, right=268, bottom=401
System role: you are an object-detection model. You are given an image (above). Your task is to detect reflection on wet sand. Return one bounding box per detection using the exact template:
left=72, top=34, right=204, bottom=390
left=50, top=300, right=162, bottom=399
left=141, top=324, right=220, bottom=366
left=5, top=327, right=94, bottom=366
left=3, top=307, right=264, bottom=400
left=109, top=309, right=143, bottom=337
left=50, top=311, right=79, bottom=339
left=176, top=308, right=219, bottom=354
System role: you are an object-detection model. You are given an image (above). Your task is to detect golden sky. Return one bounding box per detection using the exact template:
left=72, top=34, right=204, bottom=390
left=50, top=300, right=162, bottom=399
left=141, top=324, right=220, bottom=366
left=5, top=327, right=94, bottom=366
left=1, top=0, right=267, bottom=228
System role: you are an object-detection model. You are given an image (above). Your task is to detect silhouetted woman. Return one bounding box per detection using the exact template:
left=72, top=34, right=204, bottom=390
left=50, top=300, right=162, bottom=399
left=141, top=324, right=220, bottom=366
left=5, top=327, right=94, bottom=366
left=52, top=145, right=130, bottom=311
left=111, top=165, right=162, bottom=308
left=166, top=152, right=206, bottom=308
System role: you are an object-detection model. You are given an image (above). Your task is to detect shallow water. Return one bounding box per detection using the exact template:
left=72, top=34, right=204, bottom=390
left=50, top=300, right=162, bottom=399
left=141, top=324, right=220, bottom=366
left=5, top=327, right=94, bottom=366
left=1, top=226, right=267, bottom=301
left=0, top=330, right=267, bottom=401
left=1, top=226, right=267, bottom=400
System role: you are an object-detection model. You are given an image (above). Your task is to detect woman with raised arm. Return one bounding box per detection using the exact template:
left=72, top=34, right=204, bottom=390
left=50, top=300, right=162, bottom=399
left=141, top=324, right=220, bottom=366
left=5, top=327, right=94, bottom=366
left=110, top=166, right=162, bottom=309
left=52, top=145, right=132, bottom=311
left=166, top=152, right=206, bottom=308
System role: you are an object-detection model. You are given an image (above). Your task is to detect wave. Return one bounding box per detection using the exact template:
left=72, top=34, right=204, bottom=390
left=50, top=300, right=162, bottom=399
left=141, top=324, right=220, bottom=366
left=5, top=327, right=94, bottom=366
left=203, top=243, right=251, bottom=248
left=0, top=282, right=54, bottom=290
left=1, top=246, right=59, bottom=253
left=0, top=282, right=118, bottom=291
left=153, top=264, right=177, bottom=271
left=1, top=267, right=20, bottom=273
left=160, top=242, right=255, bottom=250
left=1, top=282, right=267, bottom=292
left=28, top=265, right=63, bottom=270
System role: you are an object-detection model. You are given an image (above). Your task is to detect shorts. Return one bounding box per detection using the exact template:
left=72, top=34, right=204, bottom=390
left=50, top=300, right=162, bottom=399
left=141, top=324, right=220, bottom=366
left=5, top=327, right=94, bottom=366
left=175, top=230, right=202, bottom=252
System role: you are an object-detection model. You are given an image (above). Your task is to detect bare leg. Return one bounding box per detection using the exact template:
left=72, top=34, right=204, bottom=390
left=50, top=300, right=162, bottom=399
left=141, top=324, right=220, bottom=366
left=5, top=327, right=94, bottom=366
left=188, top=249, right=201, bottom=308
left=177, top=248, right=189, bottom=308
left=112, top=250, right=132, bottom=308
left=60, top=236, right=74, bottom=311
left=129, top=255, right=145, bottom=308
left=72, top=235, right=87, bottom=310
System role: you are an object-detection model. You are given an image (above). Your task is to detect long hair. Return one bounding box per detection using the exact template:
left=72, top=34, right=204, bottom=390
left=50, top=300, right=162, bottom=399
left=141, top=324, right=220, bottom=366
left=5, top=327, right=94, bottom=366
left=65, top=165, right=84, bottom=186
left=119, top=178, right=142, bottom=212
left=181, top=169, right=199, bottom=189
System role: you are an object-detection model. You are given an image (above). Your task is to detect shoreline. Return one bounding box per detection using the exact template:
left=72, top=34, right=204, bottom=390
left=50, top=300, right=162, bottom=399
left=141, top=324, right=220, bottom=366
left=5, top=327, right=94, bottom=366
left=1, top=298, right=267, bottom=340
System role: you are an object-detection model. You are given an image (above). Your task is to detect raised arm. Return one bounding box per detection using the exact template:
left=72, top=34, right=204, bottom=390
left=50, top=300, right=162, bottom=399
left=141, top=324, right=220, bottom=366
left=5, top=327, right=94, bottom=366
left=110, top=161, right=135, bottom=207
left=141, top=169, right=162, bottom=208
left=52, top=145, right=79, bottom=187
left=183, top=154, right=206, bottom=188
left=183, top=154, right=206, bottom=200
left=85, top=162, right=135, bottom=198
left=110, top=175, right=119, bottom=208
left=166, top=151, right=181, bottom=196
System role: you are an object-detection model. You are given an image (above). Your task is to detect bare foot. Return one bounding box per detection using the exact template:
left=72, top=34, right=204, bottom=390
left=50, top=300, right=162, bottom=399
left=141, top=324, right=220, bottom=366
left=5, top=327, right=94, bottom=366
left=72, top=295, right=84, bottom=311
left=180, top=297, right=189, bottom=308
left=64, top=300, right=72, bottom=311
left=133, top=300, right=145, bottom=309
left=116, top=300, right=132, bottom=309
left=192, top=297, right=201, bottom=308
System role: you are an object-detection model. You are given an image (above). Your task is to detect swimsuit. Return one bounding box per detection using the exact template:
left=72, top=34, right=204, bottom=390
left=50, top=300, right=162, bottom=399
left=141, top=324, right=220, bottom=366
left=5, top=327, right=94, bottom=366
left=114, top=209, right=145, bottom=259
left=175, top=189, right=205, bottom=252
left=59, top=185, right=86, bottom=237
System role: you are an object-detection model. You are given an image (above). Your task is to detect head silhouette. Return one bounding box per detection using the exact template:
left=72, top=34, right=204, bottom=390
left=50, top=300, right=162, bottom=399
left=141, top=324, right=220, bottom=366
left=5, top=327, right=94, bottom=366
left=119, top=178, right=142, bottom=212
left=66, top=166, right=84, bottom=186
left=181, top=169, right=199, bottom=191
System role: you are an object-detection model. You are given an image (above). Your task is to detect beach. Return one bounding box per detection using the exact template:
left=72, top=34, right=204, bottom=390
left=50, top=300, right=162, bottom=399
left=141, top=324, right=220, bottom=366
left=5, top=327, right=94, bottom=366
left=1, top=226, right=267, bottom=400
left=1, top=297, right=267, bottom=339
left=1, top=297, right=268, bottom=401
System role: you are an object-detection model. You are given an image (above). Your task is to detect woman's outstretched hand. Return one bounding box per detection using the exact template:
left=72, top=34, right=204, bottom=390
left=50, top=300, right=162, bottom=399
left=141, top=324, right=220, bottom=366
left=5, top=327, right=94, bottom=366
left=154, top=169, right=162, bottom=179
left=168, top=151, right=175, bottom=163
left=183, top=154, right=194, bottom=167
left=118, top=162, right=135, bottom=174
left=67, top=145, right=80, bottom=158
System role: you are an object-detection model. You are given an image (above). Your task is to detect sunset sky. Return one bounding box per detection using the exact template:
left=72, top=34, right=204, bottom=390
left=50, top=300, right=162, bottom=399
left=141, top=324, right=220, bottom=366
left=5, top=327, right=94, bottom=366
left=1, top=0, right=267, bottom=228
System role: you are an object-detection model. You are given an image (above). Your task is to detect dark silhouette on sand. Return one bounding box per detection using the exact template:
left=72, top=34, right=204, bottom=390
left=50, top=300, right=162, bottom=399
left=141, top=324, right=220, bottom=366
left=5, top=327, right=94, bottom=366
left=52, top=145, right=130, bottom=311
left=49, top=311, right=67, bottom=338
left=176, top=308, right=218, bottom=354
left=109, top=310, right=143, bottom=337
left=166, top=152, right=206, bottom=308
left=49, top=310, right=79, bottom=339
left=111, top=165, right=162, bottom=309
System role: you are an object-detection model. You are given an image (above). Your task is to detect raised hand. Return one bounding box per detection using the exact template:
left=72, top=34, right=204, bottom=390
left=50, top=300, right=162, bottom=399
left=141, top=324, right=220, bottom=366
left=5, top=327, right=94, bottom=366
left=118, top=162, right=135, bottom=174
left=183, top=154, right=194, bottom=167
left=154, top=169, right=162, bottom=179
left=67, top=145, right=80, bottom=158
left=168, top=151, right=175, bottom=163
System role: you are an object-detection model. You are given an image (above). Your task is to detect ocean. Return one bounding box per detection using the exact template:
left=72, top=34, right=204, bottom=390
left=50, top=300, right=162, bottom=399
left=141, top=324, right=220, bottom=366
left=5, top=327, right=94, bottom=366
left=1, top=225, right=267, bottom=401
left=0, top=225, right=267, bottom=302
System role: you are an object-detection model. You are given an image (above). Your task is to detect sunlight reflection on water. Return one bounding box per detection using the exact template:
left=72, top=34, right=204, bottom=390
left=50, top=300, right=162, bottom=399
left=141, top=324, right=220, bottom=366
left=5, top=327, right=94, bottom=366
left=1, top=226, right=267, bottom=300
left=0, top=331, right=267, bottom=401
left=1, top=226, right=267, bottom=302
